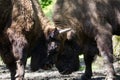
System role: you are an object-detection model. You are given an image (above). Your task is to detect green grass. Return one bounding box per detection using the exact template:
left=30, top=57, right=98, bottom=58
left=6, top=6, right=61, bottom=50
left=42, top=0, right=56, bottom=20
left=0, top=57, right=4, bottom=65
left=79, top=55, right=104, bottom=71
left=79, top=55, right=85, bottom=71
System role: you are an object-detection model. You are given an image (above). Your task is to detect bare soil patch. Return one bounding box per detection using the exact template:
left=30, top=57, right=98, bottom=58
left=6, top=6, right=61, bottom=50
left=0, top=57, right=120, bottom=80
left=0, top=62, right=120, bottom=80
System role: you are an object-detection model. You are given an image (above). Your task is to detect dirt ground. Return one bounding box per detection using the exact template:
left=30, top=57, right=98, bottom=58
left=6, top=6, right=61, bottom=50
left=0, top=65, right=108, bottom=80
left=0, top=61, right=120, bottom=80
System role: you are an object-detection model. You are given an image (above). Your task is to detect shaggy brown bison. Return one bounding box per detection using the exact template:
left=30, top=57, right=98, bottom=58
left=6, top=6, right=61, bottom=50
left=46, top=0, right=120, bottom=80
left=0, top=0, right=61, bottom=80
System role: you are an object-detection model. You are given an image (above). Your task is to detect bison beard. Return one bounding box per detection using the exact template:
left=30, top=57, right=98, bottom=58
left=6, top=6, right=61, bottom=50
left=47, top=0, right=120, bottom=80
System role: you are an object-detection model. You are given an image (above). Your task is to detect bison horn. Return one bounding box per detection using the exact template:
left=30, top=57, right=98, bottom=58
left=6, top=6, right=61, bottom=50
left=59, top=28, right=72, bottom=33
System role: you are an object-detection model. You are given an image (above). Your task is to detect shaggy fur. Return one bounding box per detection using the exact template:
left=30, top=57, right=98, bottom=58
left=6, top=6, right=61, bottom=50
left=50, top=0, right=120, bottom=80
left=0, top=0, right=55, bottom=80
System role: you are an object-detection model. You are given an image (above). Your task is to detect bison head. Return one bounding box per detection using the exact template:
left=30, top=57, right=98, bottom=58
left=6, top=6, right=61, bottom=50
left=55, top=39, right=80, bottom=74
left=44, top=27, right=80, bottom=74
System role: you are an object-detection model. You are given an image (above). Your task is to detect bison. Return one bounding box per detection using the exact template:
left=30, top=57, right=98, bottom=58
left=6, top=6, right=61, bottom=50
left=0, top=0, right=63, bottom=80
left=46, top=0, right=120, bottom=80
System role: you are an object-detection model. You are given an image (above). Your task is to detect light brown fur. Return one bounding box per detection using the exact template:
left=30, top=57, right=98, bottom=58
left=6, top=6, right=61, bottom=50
left=0, top=0, right=55, bottom=80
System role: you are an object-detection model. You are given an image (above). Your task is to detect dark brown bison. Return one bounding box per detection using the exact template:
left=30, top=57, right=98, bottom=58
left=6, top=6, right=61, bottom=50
left=46, top=0, right=120, bottom=80
left=0, top=0, right=59, bottom=80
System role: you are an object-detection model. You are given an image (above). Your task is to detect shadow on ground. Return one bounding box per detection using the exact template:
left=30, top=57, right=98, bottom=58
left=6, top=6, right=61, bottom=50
left=0, top=59, right=120, bottom=80
left=0, top=64, right=120, bottom=80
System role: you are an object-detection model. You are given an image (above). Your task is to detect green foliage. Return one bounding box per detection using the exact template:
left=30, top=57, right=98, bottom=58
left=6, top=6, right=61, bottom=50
left=40, top=0, right=56, bottom=21
left=39, top=0, right=52, bottom=8
left=113, top=36, right=120, bottom=58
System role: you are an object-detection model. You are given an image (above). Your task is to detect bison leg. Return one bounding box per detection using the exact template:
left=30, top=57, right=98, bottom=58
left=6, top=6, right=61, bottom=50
left=30, top=37, right=47, bottom=71
left=13, top=38, right=27, bottom=80
left=7, top=29, right=27, bottom=80
left=81, top=51, right=96, bottom=80
left=7, top=62, right=16, bottom=80
left=13, top=39, right=27, bottom=80
left=96, top=34, right=116, bottom=80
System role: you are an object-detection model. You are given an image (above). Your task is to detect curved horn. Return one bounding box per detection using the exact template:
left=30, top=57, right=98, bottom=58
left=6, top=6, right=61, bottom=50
left=59, top=28, right=72, bottom=33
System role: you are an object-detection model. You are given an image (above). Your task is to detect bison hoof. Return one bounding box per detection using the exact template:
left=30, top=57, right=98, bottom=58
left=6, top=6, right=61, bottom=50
left=81, top=74, right=92, bottom=80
